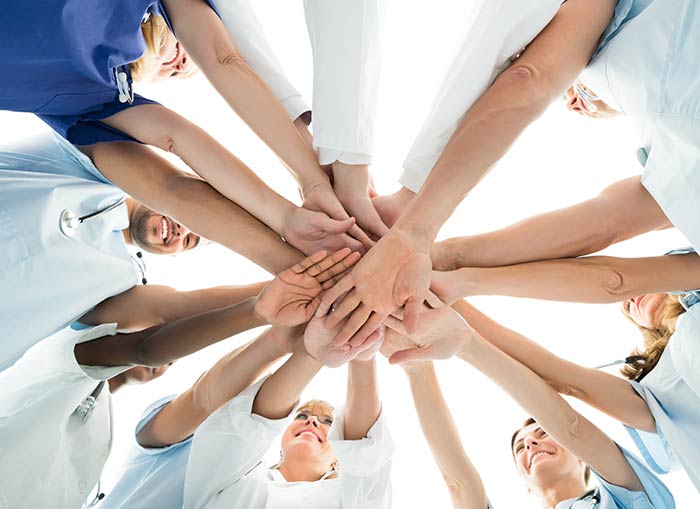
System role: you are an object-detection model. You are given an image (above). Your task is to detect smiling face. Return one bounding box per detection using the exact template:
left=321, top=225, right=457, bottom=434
left=131, top=15, right=198, bottom=82
left=129, top=202, right=201, bottom=254
left=622, top=293, right=666, bottom=329
left=280, top=401, right=337, bottom=472
left=512, top=422, right=587, bottom=492
left=565, top=83, right=620, bottom=119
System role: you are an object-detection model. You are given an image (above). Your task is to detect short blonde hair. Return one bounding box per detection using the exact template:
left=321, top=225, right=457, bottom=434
left=621, top=294, right=686, bottom=381
left=297, top=399, right=335, bottom=419
left=129, top=14, right=170, bottom=82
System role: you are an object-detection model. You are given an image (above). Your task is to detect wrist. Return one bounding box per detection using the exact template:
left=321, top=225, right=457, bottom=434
left=301, top=175, right=332, bottom=200
left=387, top=224, right=434, bottom=255
left=403, top=360, right=434, bottom=378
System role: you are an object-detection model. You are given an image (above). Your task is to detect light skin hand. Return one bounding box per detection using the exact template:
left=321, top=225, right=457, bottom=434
left=303, top=308, right=385, bottom=368
left=255, top=249, right=361, bottom=326
left=301, top=178, right=375, bottom=250
left=332, top=162, right=389, bottom=240
left=281, top=206, right=365, bottom=254
left=383, top=299, right=473, bottom=364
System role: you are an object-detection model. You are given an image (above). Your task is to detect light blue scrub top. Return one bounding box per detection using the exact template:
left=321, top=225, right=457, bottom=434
left=625, top=303, right=700, bottom=492
left=0, top=131, right=139, bottom=371
left=582, top=0, right=700, bottom=251
left=101, top=395, right=192, bottom=509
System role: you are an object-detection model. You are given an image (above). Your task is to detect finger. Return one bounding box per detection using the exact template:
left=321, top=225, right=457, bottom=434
left=403, top=296, right=423, bottom=335
left=382, top=315, right=406, bottom=334
left=291, top=250, right=328, bottom=274
left=347, top=223, right=374, bottom=250
left=347, top=312, right=386, bottom=347
left=389, top=346, right=434, bottom=365
left=315, top=251, right=362, bottom=283
left=332, top=304, right=372, bottom=346
left=306, top=247, right=352, bottom=277
left=352, top=326, right=385, bottom=359
left=305, top=294, right=323, bottom=322
left=325, top=289, right=362, bottom=328
left=317, top=274, right=355, bottom=317
left=334, top=234, right=364, bottom=253
left=314, top=214, right=356, bottom=235
left=425, top=290, right=443, bottom=309
left=321, top=269, right=356, bottom=290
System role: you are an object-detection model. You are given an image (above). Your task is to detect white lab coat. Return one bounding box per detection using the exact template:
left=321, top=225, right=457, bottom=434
left=213, top=0, right=384, bottom=165
left=183, top=379, right=394, bottom=509
left=581, top=0, right=700, bottom=252
left=0, top=133, right=140, bottom=371
left=0, top=323, right=128, bottom=509
left=399, top=0, right=562, bottom=191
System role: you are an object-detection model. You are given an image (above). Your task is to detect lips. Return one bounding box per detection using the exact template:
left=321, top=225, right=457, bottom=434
left=162, top=42, right=180, bottom=67
left=295, top=429, right=322, bottom=443
left=528, top=450, right=553, bottom=469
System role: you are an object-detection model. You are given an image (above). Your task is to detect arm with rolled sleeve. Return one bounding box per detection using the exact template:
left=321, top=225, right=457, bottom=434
left=328, top=409, right=394, bottom=509
left=183, top=378, right=295, bottom=509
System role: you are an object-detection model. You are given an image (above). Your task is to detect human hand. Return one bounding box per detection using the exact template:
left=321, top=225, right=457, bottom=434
left=383, top=298, right=474, bottom=364
left=371, top=187, right=415, bottom=228
left=282, top=206, right=366, bottom=255
left=302, top=179, right=374, bottom=250
left=255, top=249, right=361, bottom=326
left=267, top=325, right=305, bottom=355
left=303, top=309, right=384, bottom=368
left=332, top=163, right=389, bottom=240
left=430, top=270, right=462, bottom=305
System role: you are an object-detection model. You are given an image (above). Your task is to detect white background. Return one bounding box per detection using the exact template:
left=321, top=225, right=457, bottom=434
left=2, top=0, right=697, bottom=507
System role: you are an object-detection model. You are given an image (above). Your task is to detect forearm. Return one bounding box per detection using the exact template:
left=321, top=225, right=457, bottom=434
left=252, top=348, right=322, bottom=419
left=435, top=176, right=671, bottom=270
left=343, top=359, right=381, bottom=441
left=406, top=363, right=487, bottom=509
left=139, top=329, right=289, bottom=447
left=451, top=300, right=656, bottom=432
left=447, top=254, right=700, bottom=303
left=457, top=334, right=643, bottom=491
left=167, top=0, right=325, bottom=191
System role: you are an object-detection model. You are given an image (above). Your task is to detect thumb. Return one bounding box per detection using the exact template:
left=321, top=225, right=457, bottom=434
left=389, top=346, right=433, bottom=365
left=403, top=296, right=423, bottom=335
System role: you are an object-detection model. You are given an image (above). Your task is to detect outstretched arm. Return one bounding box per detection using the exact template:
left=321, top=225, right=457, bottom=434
left=405, top=362, right=488, bottom=509
left=81, top=142, right=302, bottom=274
left=457, top=330, right=644, bottom=493
left=433, top=176, right=672, bottom=271
left=101, top=105, right=364, bottom=254
left=138, top=325, right=298, bottom=447
left=433, top=253, right=700, bottom=305
left=343, top=358, right=381, bottom=441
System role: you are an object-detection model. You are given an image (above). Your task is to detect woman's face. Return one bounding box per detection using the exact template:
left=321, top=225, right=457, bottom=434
left=565, top=83, right=620, bottom=119
left=512, top=423, right=585, bottom=491
left=280, top=404, right=337, bottom=469
left=147, top=30, right=196, bottom=81
left=622, top=293, right=666, bottom=329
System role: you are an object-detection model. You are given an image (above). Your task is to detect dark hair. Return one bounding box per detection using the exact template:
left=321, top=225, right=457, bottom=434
left=510, top=418, right=591, bottom=486
left=621, top=295, right=686, bottom=381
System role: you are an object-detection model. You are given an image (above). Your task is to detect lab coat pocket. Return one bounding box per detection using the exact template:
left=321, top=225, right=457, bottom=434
left=0, top=205, right=29, bottom=270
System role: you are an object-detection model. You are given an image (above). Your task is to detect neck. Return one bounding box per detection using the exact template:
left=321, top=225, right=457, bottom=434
left=122, top=197, right=136, bottom=245
left=536, top=478, right=588, bottom=508
left=107, top=374, right=127, bottom=393
left=277, top=458, right=325, bottom=483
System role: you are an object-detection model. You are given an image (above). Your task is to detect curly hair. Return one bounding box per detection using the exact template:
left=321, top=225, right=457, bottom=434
left=621, top=294, right=686, bottom=381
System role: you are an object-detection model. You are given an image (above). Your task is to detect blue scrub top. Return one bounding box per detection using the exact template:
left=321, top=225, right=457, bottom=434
left=100, top=395, right=192, bottom=509
left=0, top=0, right=215, bottom=145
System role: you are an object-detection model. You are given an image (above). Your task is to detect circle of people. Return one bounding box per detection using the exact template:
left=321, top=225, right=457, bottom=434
left=1, top=0, right=698, bottom=508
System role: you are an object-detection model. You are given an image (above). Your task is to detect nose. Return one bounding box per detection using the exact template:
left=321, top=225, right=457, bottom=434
left=525, top=436, right=539, bottom=449
left=567, top=94, right=585, bottom=113
left=305, top=415, right=320, bottom=427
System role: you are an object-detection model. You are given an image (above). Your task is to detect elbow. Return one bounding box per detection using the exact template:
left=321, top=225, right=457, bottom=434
left=496, top=63, right=552, bottom=111
left=551, top=379, right=586, bottom=400
left=599, top=267, right=631, bottom=300
left=133, top=333, right=170, bottom=368
left=215, top=48, right=253, bottom=75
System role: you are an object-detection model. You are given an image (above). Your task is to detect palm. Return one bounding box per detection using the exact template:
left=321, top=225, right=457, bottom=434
left=304, top=314, right=383, bottom=367
left=255, top=249, right=361, bottom=327
left=283, top=208, right=364, bottom=254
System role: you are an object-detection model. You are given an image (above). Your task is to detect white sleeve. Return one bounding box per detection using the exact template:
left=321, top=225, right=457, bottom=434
left=400, top=0, right=561, bottom=192
left=211, top=0, right=310, bottom=121
left=183, top=378, right=295, bottom=509
left=303, top=0, right=385, bottom=165
left=327, top=408, right=394, bottom=509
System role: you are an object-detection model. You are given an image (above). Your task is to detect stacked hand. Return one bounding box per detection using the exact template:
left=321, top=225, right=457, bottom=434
left=332, top=163, right=389, bottom=240
left=282, top=206, right=366, bottom=254
left=255, top=249, right=361, bottom=326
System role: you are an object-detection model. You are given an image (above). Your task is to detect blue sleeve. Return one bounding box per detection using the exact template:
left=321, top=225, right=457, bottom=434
left=592, top=445, right=675, bottom=509
left=37, top=94, right=160, bottom=146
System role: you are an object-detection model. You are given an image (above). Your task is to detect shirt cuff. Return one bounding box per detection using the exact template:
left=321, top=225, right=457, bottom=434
left=280, top=95, right=311, bottom=123
left=317, top=148, right=372, bottom=166
left=328, top=408, right=394, bottom=476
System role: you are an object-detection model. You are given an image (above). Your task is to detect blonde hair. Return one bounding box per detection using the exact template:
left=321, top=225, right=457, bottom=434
left=621, top=295, right=686, bottom=381
left=129, top=14, right=170, bottom=82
